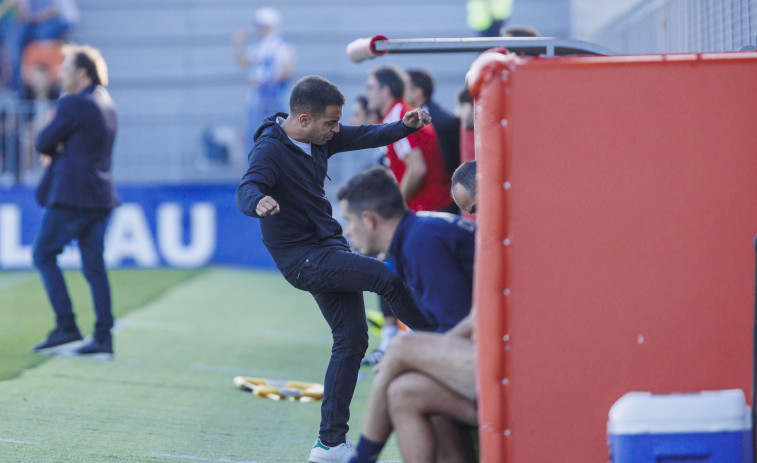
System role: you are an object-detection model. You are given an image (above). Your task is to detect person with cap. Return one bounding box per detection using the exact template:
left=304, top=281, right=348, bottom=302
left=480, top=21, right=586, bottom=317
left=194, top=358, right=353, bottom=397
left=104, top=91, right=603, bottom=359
left=233, top=6, right=295, bottom=150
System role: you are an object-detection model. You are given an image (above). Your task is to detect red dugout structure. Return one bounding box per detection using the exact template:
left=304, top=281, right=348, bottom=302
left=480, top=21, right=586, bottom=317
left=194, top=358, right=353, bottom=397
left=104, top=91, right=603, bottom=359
left=347, top=36, right=757, bottom=461
left=469, top=51, right=757, bottom=461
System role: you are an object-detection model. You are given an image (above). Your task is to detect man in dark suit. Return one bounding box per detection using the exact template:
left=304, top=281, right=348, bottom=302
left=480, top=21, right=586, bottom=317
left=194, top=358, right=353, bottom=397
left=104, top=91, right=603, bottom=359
left=32, top=44, right=120, bottom=358
left=405, top=69, right=461, bottom=180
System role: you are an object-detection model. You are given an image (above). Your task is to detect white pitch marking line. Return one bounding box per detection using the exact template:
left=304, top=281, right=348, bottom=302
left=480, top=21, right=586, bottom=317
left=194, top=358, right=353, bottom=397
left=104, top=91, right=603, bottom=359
left=0, top=437, right=41, bottom=445
left=150, top=453, right=262, bottom=463
left=113, top=318, right=194, bottom=334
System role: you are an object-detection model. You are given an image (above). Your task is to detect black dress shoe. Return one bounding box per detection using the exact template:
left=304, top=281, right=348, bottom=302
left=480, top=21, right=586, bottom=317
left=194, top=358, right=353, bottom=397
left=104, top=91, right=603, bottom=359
left=32, top=328, right=83, bottom=353
left=73, top=338, right=113, bottom=360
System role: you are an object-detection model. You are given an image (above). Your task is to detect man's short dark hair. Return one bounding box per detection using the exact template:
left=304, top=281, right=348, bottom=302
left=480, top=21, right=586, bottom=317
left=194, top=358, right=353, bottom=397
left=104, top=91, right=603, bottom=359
left=406, top=68, right=434, bottom=101
left=66, top=44, right=108, bottom=86
left=337, top=166, right=406, bottom=219
left=451, top=160, right=476, bottom=197
left=370, top=65, right=405, bottom=100
left=290, top=75, right=345, bottom=116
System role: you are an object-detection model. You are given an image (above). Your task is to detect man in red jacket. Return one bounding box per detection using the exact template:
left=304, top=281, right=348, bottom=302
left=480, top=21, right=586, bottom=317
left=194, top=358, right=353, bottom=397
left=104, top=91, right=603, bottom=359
left=362, top=66, right=457, bottom=367
left=364, top=65, right=454, bottom=214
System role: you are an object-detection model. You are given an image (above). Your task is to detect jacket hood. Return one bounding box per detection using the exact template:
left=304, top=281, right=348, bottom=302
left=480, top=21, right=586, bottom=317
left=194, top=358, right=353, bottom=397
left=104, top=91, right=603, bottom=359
left=253, top=112, right=290, bottom=143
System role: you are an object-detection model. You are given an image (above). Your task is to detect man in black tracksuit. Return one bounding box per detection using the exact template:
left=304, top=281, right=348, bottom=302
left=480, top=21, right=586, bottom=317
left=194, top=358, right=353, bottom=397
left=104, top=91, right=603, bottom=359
left=236, top=75, right=436, bottom=463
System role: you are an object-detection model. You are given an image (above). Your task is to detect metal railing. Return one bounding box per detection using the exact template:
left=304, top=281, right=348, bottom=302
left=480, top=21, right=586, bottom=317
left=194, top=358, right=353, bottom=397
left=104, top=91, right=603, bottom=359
left=594, top=0, right=757, bottom=54
left=0, top=96, right=53, bottom=187
left=346, top=36, right=617, bottom=63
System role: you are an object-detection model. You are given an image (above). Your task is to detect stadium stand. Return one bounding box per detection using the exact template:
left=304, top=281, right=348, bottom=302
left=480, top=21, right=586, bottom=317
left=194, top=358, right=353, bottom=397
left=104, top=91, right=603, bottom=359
left=58, top=0, right=569, bottom=184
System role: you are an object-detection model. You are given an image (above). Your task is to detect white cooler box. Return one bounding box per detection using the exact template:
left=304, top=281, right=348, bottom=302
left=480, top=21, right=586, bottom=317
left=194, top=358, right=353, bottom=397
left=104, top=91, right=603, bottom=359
left=607, top=389, right=753, bottom=463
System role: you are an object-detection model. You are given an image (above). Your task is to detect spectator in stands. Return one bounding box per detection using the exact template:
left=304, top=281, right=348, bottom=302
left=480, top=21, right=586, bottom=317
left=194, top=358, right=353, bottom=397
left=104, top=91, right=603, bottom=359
left=19, top=37, right=62, bottom=94
left=405, top=68, right=460, bottom=181
left=236, top=75, right=437, bottom=463
left=364, top=65, right=453, bottom=214
left=337, top=166, right=474, bottom=334
left=451, top=160, right=476, bottom=215
left=467, top=0, right=513, bottom=37
left=17, top=0, right=73, bottom=97
left=21, top=62, right=58, bottom=100
left=0, top=0, right=21, bottom=90
left=19, top=0, right=78, bottom=45
left=349, top=168, right=480, bottom=463
left=233, top=7, right=295, bottom=150
left=31, top=44, right=119, bottom=358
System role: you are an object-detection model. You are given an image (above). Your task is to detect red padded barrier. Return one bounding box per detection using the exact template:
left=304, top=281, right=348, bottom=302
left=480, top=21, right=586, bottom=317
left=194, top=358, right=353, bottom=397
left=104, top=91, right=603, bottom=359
left=469, top=51, right=757, bottom=462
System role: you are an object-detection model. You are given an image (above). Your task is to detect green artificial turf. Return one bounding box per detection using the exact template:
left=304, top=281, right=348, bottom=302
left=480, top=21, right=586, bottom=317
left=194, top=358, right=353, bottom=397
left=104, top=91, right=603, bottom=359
left=0, top=268, right=204, bottom=382
left=0, top=267, right=398, bottom=462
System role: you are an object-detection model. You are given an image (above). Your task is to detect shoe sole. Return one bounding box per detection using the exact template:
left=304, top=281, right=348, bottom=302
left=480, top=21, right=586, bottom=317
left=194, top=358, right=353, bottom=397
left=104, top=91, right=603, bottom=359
left=308, top=442, right=355, bottom=463
left=33, top=339, right=85, bottom=355
left=308, top=455, right=352, bottom=463
left=34, top=340, right=114, bottom=361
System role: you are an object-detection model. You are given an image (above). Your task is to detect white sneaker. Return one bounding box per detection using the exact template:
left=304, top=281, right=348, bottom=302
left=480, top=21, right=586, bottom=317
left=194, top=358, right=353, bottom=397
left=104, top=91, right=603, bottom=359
left=308, top=438, right=355, bottom=463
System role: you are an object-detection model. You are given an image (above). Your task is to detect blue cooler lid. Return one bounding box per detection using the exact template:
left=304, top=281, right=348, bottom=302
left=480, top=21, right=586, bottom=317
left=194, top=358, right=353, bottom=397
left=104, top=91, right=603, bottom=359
left=608, top=389, right=752, bottom=434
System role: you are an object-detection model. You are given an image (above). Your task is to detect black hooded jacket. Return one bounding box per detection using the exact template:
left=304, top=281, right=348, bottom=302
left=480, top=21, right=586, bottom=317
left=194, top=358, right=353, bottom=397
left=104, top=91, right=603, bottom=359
left=236, top=113, right=419, bottom=272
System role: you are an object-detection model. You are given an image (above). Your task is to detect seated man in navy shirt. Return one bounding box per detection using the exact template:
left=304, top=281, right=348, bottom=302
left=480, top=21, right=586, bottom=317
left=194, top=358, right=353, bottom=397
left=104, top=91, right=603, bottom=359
left=337, top=166, right=474, bottom=333
left=340, top=165, right=478, bottom=463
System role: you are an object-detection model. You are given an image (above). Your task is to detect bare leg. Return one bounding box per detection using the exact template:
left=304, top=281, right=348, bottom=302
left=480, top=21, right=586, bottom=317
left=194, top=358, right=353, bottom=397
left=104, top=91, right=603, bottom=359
left=358, top=356, right=397, bottom=443
left=379, top=332, right=476, bottom=399
left=387, top=372, right=477, bottom=463
left=359, top=332, right=475, bottom=443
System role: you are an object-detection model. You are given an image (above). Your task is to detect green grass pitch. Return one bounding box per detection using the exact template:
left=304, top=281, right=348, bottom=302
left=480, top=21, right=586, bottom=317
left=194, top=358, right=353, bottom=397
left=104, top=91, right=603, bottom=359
left=0, top=267, right=400, bottom=462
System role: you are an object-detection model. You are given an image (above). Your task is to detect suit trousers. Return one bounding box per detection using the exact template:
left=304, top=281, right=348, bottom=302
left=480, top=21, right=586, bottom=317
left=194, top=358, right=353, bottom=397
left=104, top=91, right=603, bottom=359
left=33, top=206, right=113, bottom=341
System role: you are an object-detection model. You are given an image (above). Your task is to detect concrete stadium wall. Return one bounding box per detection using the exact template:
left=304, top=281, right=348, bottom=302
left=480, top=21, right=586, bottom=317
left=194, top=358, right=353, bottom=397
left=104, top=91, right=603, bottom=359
left=71, top=0, right=570, bottom=184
